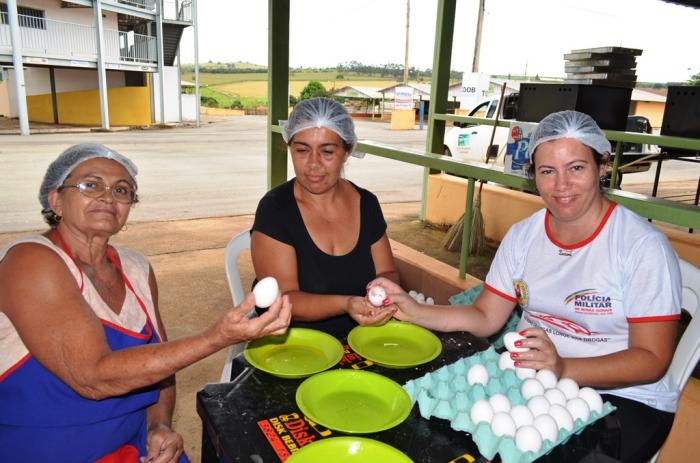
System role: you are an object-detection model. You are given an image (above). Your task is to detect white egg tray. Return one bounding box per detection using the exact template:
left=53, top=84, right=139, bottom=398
left=403, top=347, right=616, bottom=463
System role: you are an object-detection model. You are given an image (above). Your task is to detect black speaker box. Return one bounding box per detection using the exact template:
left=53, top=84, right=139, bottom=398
left=517, top=83, right=632, bottom=131
left=660, top=86, right=700, bottom=138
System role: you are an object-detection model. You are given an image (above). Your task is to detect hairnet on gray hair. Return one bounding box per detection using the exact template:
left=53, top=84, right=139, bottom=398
left=528, top=110, right=612, bottom=159
left=39, top=143, right=138, bottom=226
left=281, top=97, right=364, bottom=158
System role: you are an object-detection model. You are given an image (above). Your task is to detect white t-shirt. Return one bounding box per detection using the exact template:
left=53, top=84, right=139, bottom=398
left=485, top=203, right=681, bottom=412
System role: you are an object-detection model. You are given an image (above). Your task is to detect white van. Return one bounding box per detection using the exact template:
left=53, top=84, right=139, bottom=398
left=443, top=94, right=654, bottom=179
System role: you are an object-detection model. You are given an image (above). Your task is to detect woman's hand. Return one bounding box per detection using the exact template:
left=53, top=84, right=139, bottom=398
left=510, top=328, right=565, bottom=377
left=346, top=296, right=396, bottom=326
left=368, top=277, right=427, bottom=324
left=142, top=422, right=184, bottom=463
left=210, top=291, right=292, bottom=349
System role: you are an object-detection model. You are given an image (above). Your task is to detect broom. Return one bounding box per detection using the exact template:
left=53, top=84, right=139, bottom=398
left=443, top=83, right=507, bottom=255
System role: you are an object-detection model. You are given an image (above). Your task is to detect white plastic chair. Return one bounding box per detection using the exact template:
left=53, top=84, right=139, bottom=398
left=219, top=228, right=257, bottom=383
left=652, top=258, right=700, bottom=462
left=667, top=259, right=700, bottom=391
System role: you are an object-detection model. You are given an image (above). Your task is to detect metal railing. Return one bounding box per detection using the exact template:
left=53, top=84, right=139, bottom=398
left=118, top=0, right=157, bottom=10
left=0, top=14, right=156, bottom=64
left=114, top=30, right=156, bottom=63
left=163, top=0, right=193, bottom=22
left=271, top=121, right=700, bottom=278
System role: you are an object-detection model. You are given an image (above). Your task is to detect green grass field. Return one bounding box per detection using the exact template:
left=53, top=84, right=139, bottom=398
left=183, top=71, right=400, bottom=108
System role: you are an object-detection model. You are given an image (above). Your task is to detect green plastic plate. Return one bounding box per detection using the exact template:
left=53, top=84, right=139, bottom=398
left=287, top=437, right=413, bottom=462
left=295, top=370, right=412, bottom=434
left=347, top=320, right=442, bottom=368
left=244, top=328, right=343, bottom=378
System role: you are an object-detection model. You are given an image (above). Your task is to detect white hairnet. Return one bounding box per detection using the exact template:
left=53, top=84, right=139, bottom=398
left=528, top=110, right=612, bottom=158
left=39, top=143, right=138, bottom=212
left=281, top=97, right=364, bottom=158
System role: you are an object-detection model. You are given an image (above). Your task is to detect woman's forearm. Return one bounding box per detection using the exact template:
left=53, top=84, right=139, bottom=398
left=286, top=291, right=353, bottom=321
left=561, top=347, right=671, bottom=388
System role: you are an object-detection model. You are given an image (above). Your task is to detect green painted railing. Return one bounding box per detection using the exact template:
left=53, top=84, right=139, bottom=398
left=273, top=123, right=699, bottom=278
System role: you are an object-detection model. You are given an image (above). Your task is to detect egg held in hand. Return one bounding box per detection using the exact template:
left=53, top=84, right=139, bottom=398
left=253, top=277, right=279, bottom=309
left=503, top=331, right=529, bottom=353
left=367, top=285, right=387, bottom=307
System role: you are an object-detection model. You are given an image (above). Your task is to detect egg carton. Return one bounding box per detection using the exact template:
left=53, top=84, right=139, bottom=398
left=403, top=347, right=616, bottom=463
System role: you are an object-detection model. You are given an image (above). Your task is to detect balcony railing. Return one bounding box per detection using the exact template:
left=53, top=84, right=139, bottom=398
left=0, top=14, right=156, bottom=65
left=118, top=0, right=157, bottom=11
left=163, top=0, right=193, bottom=22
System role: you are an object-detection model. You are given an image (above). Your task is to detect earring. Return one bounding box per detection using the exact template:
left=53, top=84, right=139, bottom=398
left=121, top=224, right=128, bottom=232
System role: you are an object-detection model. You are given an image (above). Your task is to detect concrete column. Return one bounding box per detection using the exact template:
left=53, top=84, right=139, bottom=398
left=176, top=43, right=182, bottom=122
left=156, top=0, right=165, bottom=124
left=7, top=0, right=29, bottom=135
left=93, top=0, right=110, bottom=130
left=193, top=0, right=200, bottom=127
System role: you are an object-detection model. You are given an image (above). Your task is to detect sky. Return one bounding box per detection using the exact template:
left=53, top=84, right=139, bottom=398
left=179, top=0, right=700, bottom=83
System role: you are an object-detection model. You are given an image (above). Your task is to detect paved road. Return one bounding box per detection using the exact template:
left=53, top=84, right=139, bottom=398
left=0, top=116, right=697, bottom=233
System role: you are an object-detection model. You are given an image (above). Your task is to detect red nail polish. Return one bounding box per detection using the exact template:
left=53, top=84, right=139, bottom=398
left=514, top=361, right=521, bottom=367
left=519, top=330, right=528, bottom=336
left=511, top=352, right=519, bottom=359
left=514, top=340, right=523, bottom=347
left=382, top=298, right=390, bottom=306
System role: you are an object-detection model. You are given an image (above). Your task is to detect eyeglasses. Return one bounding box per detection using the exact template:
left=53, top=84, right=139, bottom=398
left=59, top=179, right=137, bottom=204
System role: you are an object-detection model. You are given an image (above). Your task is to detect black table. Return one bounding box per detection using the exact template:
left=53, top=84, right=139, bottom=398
left=197, top=329, right=622, bottom=462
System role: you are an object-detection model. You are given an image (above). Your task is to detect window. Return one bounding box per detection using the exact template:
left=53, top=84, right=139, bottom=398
left=0, top=3, right=47, bottom=30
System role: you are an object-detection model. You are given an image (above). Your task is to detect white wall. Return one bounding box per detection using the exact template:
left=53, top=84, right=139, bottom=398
left=181, top=93, right=196, bottom=121
left=7, top=67, right=126, bottom=96
left=54, top=68, right=125, bottom=92
left=23, top=67, right=50, bottom=95
left=152, top=66, right=190, bottom=123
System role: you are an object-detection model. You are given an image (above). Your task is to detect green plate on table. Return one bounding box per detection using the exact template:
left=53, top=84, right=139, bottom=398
left=296, top=369, right=412, bottom=434
left=244, top=328, right=343, bottom=378
left=348, top=320, right=442, bottom=368
left=287, top=437, right=413, bottom=462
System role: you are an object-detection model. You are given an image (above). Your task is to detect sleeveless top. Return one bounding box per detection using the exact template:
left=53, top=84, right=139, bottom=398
left=0, top=235, right=170, bottom=462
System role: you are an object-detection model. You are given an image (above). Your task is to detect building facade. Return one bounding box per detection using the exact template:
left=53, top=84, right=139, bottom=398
left=0, top=0, right=196, bottom=129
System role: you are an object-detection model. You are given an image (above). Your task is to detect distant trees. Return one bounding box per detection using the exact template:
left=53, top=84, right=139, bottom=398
left=299, top=80, right=329, bottom=100
left=689, top=72, right=700, bottom=85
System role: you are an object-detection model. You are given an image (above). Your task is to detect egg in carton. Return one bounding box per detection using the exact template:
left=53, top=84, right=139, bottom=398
left=403, top=346, right=617, bottom=463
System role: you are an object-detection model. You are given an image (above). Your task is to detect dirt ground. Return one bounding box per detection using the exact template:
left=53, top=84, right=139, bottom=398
left=0, top=202, right=488, bottom=461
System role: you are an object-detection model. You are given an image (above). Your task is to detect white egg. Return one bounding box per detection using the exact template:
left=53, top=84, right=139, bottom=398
left=516, top=366, right=536, bottom=380
left=469, top=399, right=494, bottom=425
left=515, top=425, right=543, bottom=453
left=467, top=364, right=489, bottom=386
left=252, top=277, right=279, bottom=308
left=535, top=369, right=558, bottom=389
left=498, top=351, right=516, bottom=370
left=425, top=297, right=435, bottom=305
left=577, top=387, right=603, bottom=414
left=408, top=290, right=418, bottom=298
left=533, top=414, right=559, bottom=444
left=566, top=397, right=590, bottom=423
left=367, top=285, right=386, bottom=307
left=416, top=293, right=426, bottom=303
left=548, top=404, right=574, bottom=432
left=504, top=331, right=529, bottom=352
left=543, top=388, right=567, bottom=407
left=510, top=404, right=534, bottom=428
left=490, top=412, right=517, bottom=437
left=556, top=378, right=580, bottom=400
left=489, top=393, right=511, bottom=413
left=521, top=378, right=545, bottom=400
left=527, top=395, right=551, bottom=417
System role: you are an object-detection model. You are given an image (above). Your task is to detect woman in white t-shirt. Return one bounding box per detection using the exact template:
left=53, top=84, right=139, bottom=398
left=371, top=110, right=681, bottom=463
